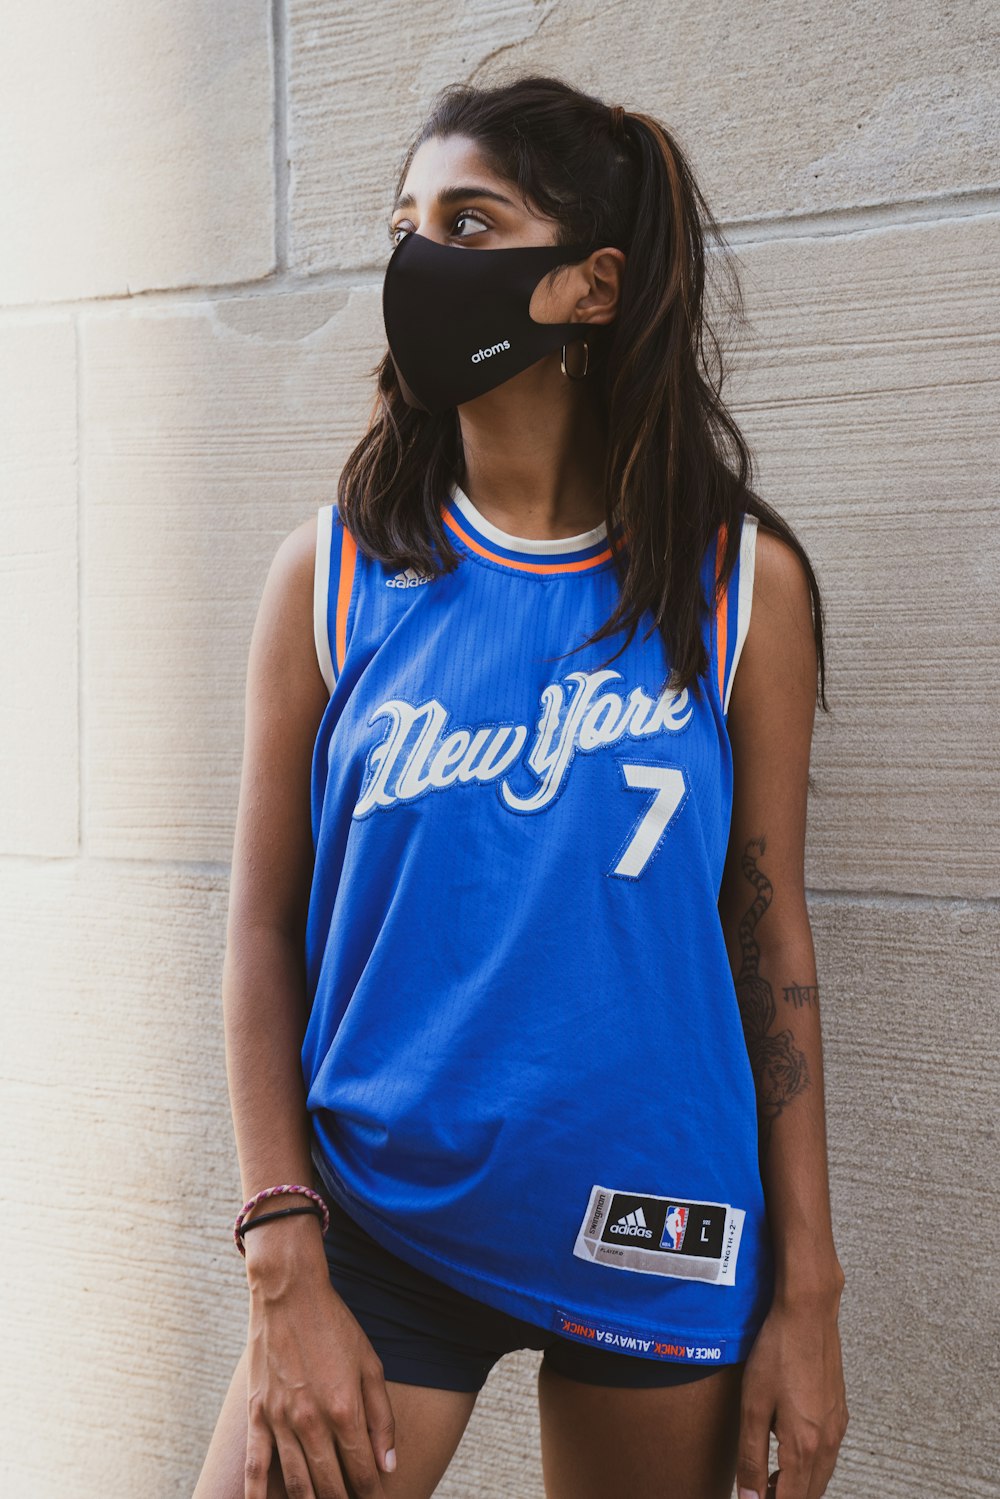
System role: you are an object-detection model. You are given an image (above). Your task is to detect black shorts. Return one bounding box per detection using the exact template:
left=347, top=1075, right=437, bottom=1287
left=315, top=1182, right=744, bottom=1394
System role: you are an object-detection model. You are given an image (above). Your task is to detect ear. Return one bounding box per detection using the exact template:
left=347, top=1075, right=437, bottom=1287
left=577, top=246, right=626, bottom=326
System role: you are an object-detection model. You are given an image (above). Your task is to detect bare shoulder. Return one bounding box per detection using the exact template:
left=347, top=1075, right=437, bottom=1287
left=751, top=522, right=813, bottom=629
left=247, top=509, right=326, bottom=704
left=267, top=510, right=319, bottom=598
left=232, top=509, right=327, bottom=939
left=728, top=521, right=817, bottom=731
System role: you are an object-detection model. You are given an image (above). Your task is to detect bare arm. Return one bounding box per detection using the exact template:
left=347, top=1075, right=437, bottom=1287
left=217, top=516, right=398, bottom=1495
left=722, top=525, right=849, bottom=1498
left=223, top=512, right=332, bottom=1286
left=719, top=527, right=843, bottom=1299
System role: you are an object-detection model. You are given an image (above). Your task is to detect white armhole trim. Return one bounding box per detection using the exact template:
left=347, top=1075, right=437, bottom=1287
left=313, top=503, right=336, bottom=694
left=723, top=513, right=758, bottom=715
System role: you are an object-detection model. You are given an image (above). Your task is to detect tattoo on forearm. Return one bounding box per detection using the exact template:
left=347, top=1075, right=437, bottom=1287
left=783, top=983, right=819, bottom=1008
left=733, top=834, right=811, bottom=1163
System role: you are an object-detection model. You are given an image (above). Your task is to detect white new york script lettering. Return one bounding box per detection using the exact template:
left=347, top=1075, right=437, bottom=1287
left=352, top=668, right=692, bottom=819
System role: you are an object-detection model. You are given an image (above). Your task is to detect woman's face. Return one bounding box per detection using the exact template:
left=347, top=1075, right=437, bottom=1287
left=389, top=133, right=557, bottom=252
left=388, top=133, right=623, bottom=329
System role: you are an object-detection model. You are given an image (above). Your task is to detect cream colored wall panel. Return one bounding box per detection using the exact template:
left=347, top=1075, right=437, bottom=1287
left=0, top=859, right=235, bottom=1499
left=81, top=287, right=377, bottom=860
left=814, top=894, right=999, bottom=1497
left=286, top=0, right=1000, bottom=271
left=0, top=1, right=275, bottom=306
left=729, top=215, right=1000, bottom=899
left=0, top=320, right=78, bottom=854
left=286, top=0, right=557, bottom=274
left=1, top=9, right=994, bottom=1496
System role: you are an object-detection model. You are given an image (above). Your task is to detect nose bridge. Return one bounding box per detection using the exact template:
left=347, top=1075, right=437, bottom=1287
left=413, top=225, right=450, bottom=247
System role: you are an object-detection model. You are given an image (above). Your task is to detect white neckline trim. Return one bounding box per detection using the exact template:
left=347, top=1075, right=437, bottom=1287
left=449, top=481, right=608, bottom=555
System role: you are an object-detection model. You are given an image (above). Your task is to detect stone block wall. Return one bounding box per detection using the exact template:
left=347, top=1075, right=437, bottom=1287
left=1, top=3, right=996, bottom=1494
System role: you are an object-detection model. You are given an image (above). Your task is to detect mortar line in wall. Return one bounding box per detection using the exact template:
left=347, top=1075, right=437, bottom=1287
left=803, top=887, right=998, bottom=913
left=0, top=855, right=236, bottom=878
left=2, top=194, right=998, bottom=323
left=723, top=185, right=1000, bottom=245
left=271, top=0, right=289, bottom=271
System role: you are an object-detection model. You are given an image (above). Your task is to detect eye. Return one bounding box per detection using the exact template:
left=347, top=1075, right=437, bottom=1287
left=452, top=211, right=490, bottom=238
left=387, top=209, right=492, bottom=247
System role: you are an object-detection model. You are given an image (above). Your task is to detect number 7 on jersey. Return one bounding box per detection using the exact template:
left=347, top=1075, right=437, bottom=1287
left=607, top=762, right=690, bottom=880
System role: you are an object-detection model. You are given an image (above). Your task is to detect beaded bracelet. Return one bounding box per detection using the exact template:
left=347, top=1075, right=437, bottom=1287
left=234, top=1183, right=331, bottom=1257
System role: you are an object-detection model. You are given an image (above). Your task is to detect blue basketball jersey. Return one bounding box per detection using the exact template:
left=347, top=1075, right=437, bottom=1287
left=301, top=479, right=772, bottom=1367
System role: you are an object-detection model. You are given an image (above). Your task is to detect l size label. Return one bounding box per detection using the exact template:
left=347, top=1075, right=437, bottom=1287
left=573, top=1183, right=745, bottom=1285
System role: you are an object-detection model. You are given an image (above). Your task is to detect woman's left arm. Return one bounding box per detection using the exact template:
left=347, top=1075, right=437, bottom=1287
left=718, top=525, right=849, bottom=1499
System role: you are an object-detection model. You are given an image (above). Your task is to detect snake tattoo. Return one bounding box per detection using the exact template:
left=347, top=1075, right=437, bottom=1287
left=733, top=834, right=811, bottom=1164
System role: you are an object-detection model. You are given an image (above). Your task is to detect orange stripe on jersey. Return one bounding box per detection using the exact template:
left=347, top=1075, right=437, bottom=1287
left=441, top=504, right=615, bottom=574
left=335, top=525, right=358, bottom=674
left=715, top=522, right=729, bottom=705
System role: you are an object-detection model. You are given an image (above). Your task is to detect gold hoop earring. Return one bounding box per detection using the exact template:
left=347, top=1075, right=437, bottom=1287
left=560, top=341, right=590, bottom=379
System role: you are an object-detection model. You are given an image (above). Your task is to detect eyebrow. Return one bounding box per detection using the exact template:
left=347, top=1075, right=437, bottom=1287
left=391, top=184, right=516, bottom=215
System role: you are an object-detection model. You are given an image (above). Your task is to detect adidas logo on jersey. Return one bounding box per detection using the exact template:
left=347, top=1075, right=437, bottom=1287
left=386, top=566, right=432, bottom=588
left=610, top=1207, right=653, bottom=1239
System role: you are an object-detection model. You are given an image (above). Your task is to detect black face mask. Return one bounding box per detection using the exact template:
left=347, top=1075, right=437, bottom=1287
left=382, top=232, right=609, bottom=415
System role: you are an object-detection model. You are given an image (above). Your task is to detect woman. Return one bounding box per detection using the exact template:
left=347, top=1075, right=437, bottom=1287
left=194, top=74, right=848, bottom=1499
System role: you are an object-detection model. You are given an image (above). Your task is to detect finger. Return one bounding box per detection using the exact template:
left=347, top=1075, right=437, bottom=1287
left=805, top=1432, right=842, bottom=1499
left=271, top=1428, right=323, bottom=1499
left=808, top=1460, right=831, bottom=1499
left=807, top=1399, right=849, bottom=1498
left=361, top=1364, right=398, bottom=1475
left=296, top=1421, right=355, bottom=1493
left=243, top=1422, right=274, bottom=1499
left=290, top=1412, right=355, bottom=1499
left=774, top=1444, right=812, bottom=1499
left=332, top=1416, right=387, bottom=1499
left=735, top=1392, right=772, bottom=1499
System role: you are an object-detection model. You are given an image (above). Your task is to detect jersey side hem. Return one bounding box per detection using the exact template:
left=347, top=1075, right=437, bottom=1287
left=723, top=512, right=759, bottom=715
left=311, top=1145, right=764, bottom=1367
left=314, top=502, right=363, bottom=690
left=313, top=503, right=337, bottom=693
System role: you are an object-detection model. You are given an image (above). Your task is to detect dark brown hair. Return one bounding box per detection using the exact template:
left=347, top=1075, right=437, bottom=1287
left=337, top=72, right=829, bottom=717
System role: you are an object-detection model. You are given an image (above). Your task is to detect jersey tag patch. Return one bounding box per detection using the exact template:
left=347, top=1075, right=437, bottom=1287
left=552, top=1307, right=728, bottom=1364
left=573, top=1183, right=745, bottom=1286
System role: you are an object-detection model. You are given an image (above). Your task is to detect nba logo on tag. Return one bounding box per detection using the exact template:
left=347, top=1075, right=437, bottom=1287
left=660, top=1204, right=689, bottom=1251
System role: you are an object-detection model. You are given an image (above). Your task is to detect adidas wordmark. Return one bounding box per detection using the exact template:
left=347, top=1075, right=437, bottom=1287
left=386, top=566, right=432, bottom=588
left=610, top=1207, right=654, bottom=1239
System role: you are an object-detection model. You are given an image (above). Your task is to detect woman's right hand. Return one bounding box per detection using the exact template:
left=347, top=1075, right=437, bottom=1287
left=242, top=1216, right=397, bottom=1499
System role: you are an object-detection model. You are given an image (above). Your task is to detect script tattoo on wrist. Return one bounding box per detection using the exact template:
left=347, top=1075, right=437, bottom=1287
left=732, top=834, right=810, bottom=1163
left=783, top=983, right=819, bottom=1008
